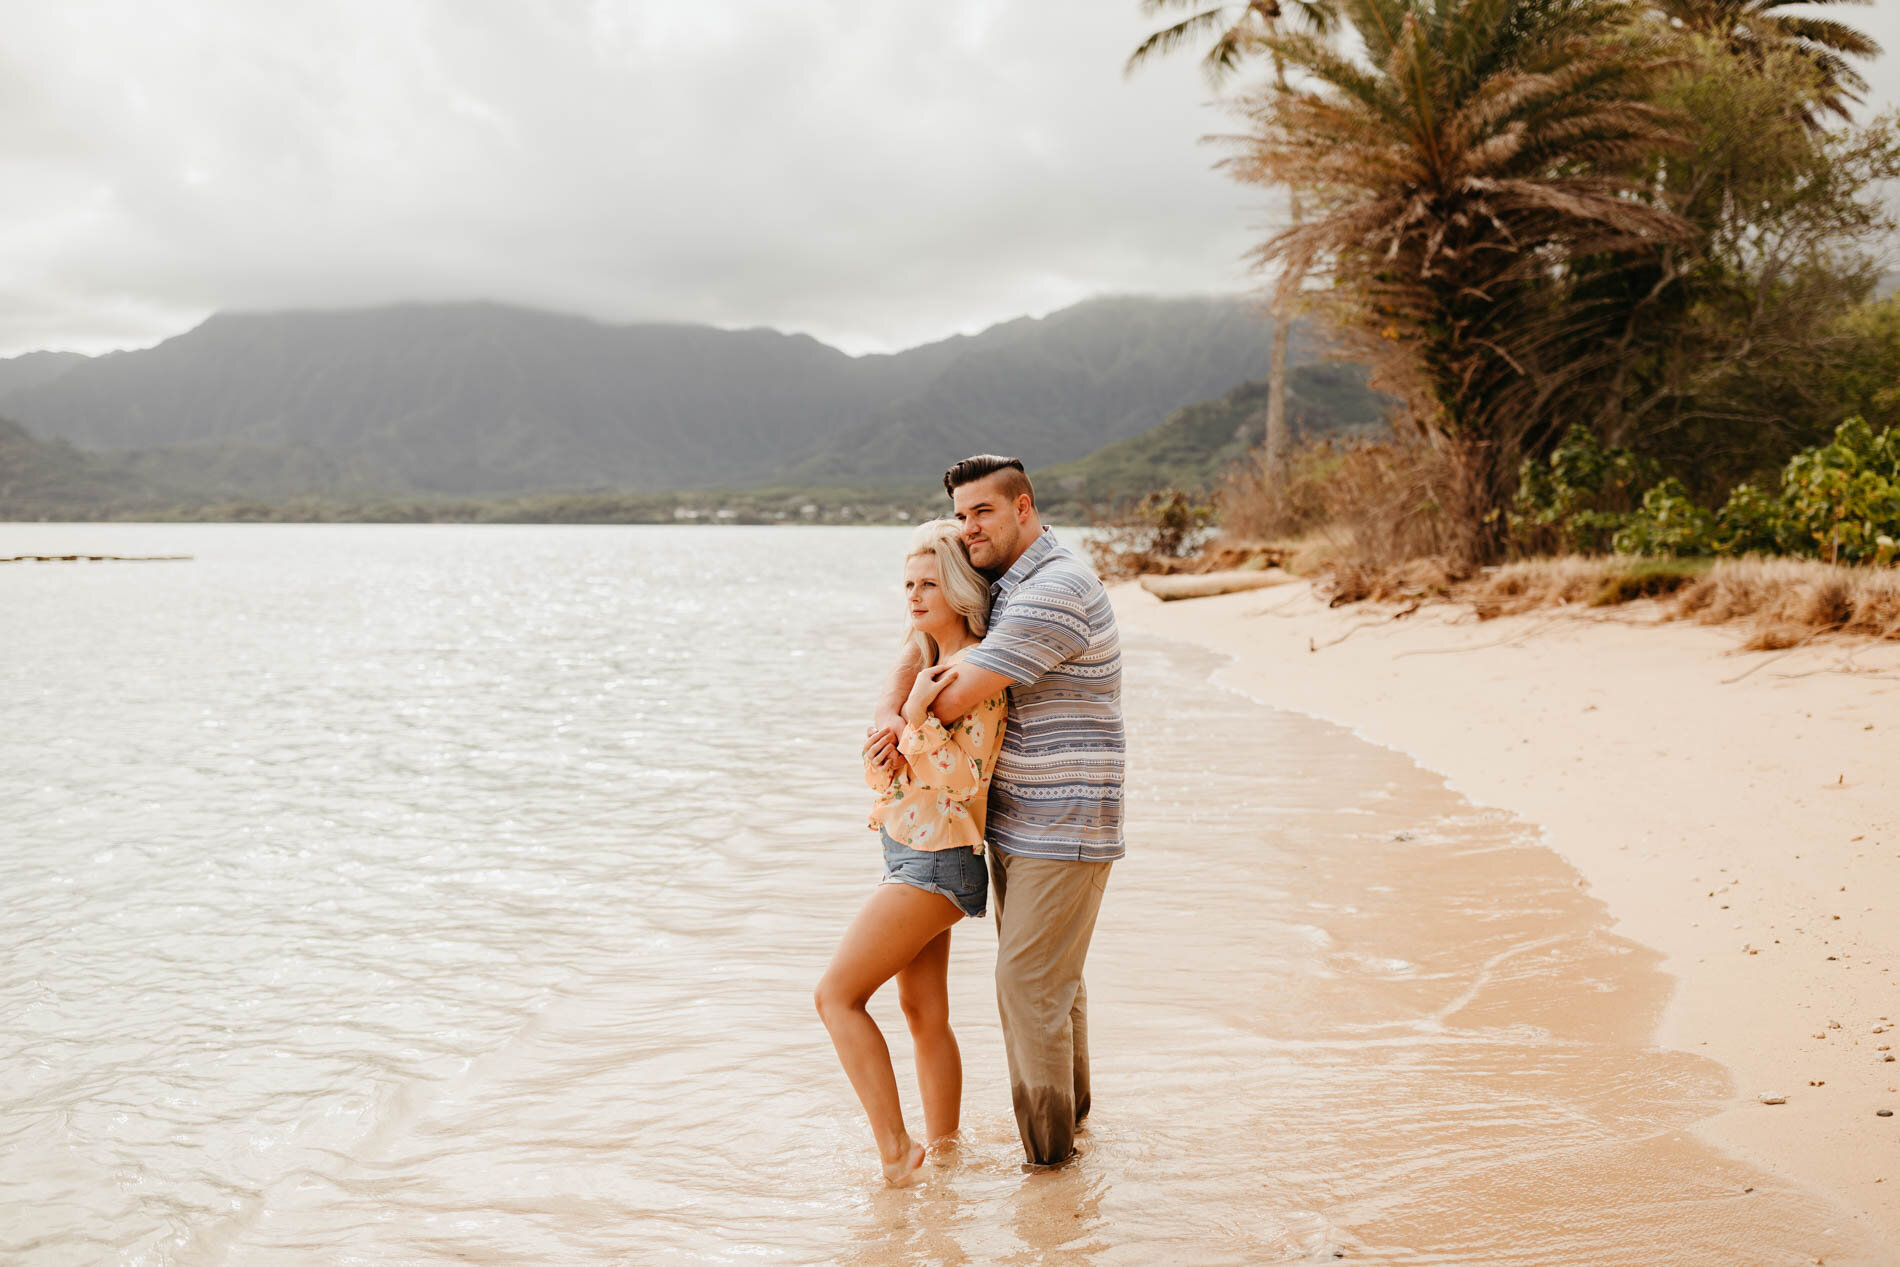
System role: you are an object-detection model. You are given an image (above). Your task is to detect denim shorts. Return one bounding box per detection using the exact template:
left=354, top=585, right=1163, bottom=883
left=880, top=829, right=988, bottom=919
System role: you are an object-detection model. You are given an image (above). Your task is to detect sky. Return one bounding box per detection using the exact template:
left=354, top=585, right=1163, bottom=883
left=6, top=0, right=1900, bottom=359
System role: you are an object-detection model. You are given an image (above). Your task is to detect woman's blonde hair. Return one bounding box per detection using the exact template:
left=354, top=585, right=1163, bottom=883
left=904, top=518, right=990, bottom=667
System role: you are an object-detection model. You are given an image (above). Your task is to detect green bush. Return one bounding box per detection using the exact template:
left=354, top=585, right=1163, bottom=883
left=1707, top=481, right=1788, bottom=556
left=1518, top=418, right=1900, bottom=565
left=1612, top=479, right=1715, bottom=556
left=1776, top=416, right=1900, bottom=565
left=1510, top=426, right=1654, bottom=555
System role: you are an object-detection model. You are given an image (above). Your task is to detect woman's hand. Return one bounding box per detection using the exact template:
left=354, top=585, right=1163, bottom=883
left=901, top=662, right=959, bottom=728
left=864, top=723, right=908, bottom=781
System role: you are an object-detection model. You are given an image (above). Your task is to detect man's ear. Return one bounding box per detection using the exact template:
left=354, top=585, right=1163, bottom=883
left=1016, top=494, right=1033, bottom=523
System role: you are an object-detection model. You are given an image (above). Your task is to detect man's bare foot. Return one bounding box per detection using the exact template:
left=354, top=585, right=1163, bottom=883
left=880, top=1137, right=926, bottom=1187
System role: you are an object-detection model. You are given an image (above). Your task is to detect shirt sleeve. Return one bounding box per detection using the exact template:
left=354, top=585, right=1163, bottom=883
left=898, top=716, right=985, bottom=801
left=961, top=575, right=1092, bottom=686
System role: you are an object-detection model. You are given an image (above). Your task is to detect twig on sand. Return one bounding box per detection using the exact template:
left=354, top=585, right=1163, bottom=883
left=1309, top=600, right=1424, bottom=651
left=1835, top=613, right=1900, bottom=673
left=1246, top=586, right=1320, bottom=619
left=1719, top=623, right=1845, bottom=685
left=1391, top=610, right=1567, bottom=659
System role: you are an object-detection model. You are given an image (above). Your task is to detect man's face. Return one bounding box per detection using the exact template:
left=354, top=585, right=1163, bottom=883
left=952, top=473, right=1025, bottom=573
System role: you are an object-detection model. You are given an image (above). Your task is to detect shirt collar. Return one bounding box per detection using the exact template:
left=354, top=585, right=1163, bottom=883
left=991, top=528, right=1058, bottom=601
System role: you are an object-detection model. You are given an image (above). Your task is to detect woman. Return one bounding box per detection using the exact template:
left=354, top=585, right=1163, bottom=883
left=814, top=519, right=1007, bottom=1186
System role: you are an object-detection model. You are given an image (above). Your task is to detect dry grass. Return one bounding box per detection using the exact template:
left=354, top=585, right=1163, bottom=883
left=1276, top=552, right=1900, bottom=646
left=1464, top=556, right=1715, bottom=617
left=1676, top=557, right=1900, bottom=648
left=1219, top=438, right=1487, bottom=604
left=1468, top=557, right=1619, bottom=613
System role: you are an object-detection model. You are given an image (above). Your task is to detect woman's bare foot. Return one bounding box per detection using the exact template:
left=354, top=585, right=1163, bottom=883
left=880, top=1137, right=927, bottom=1187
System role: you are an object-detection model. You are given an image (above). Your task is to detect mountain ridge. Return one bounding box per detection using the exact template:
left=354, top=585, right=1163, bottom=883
left=0, top=295, right=1296, bottom=498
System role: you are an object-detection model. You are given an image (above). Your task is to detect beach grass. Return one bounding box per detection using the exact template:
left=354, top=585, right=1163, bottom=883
left=1199, top=541, right=1900, bottom=644
left=1468, top=555, right=1900, bottom=641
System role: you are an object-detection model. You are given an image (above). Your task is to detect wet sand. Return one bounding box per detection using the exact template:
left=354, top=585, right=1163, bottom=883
left=1114, top=579, right=1900, bottom=1261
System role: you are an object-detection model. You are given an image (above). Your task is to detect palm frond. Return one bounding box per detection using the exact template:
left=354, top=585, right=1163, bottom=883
left=1126, top=9, right=1236, bottom=76
left=1779, top=16, right=1883, bottom=61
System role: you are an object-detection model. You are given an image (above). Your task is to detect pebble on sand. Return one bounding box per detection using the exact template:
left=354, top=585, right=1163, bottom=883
left=1880, top=1109, right=1894, bottom=1117
left=1759, top=1093, right=1789, bottom=1105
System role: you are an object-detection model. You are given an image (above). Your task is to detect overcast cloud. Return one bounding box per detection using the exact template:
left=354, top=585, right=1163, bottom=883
left=6, top=0, right=1900, bottom=358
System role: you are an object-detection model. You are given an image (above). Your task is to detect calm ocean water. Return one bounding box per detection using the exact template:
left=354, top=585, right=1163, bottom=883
left=0, top=524, right=1873, bottom=1264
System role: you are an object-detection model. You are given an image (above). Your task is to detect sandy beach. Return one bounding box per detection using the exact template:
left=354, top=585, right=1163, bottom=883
left=1113, top=578, right=1900, bottom=1256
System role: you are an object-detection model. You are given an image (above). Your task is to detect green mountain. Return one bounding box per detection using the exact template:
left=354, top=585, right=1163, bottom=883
left=789, top=295, right=1309, bottom=483
left=1, top=304, right=911, bottom=496
left=0, top=416, right=176, bottom=520
left=0, top=296, right=1312, bottom=506
left=1036, top=363, right=1390, bottom=511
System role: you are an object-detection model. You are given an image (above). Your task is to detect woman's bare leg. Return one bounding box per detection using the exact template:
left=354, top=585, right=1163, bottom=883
left=897, top=928, right=961, bottom=1145
left=814, top=883, right=963, bottom=1184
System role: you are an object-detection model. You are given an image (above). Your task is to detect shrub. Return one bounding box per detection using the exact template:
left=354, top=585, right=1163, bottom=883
left=1708, top=482, right=1788, bottom=556
left=1510, top=426, right=1654, bottom=555
left=1612, top=478, right=1716, bottom=556
left=1217, top=443, right=1343, bottom=542
left=1084, top=488, right=1216, bottom=578
left=1776, top=416, right=1900, bottom=565
left=1543, top=417, right=1900, bottom=563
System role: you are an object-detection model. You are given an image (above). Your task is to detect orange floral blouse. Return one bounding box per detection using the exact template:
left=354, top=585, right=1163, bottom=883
left=864, top=663, right=1008, bottom=854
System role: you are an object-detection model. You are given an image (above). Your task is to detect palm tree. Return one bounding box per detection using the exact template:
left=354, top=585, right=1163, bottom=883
left=1127, top=2, right=1340, bottom=489
left=1226, top=0, right=1698, bottom=561
left=1649, top=0, right=1882, bottom=120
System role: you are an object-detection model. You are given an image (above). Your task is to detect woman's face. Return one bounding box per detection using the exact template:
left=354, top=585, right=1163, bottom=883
left=903, top=552, right=960, bottom=639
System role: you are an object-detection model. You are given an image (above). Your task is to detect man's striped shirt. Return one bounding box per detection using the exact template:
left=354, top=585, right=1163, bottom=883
left=963, top=529, right=1125, bottom=863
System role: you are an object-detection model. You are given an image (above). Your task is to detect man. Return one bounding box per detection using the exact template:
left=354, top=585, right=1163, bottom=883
left=867, top=453, right=1125, bottom=1167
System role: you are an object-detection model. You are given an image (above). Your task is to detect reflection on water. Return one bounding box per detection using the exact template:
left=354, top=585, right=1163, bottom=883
left=0, top=524, right=1873, bottom=1264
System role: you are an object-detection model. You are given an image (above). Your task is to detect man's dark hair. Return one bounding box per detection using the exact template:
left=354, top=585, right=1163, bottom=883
left=943, top=454, right=1036, bottom=508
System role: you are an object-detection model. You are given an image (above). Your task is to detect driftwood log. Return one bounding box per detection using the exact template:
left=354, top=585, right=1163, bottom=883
left=1137, top=568, right=1297, bottom=602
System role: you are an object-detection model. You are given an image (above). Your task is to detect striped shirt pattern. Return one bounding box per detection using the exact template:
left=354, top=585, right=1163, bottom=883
left=963, top=530, right=1125, bottom=862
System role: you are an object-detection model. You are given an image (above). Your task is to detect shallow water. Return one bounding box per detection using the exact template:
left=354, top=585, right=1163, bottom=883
left=0, top=524, right=1876, bottom=1264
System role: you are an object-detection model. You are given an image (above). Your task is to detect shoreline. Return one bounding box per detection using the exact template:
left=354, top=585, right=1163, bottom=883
left=1111, top=579, right=1900, bottom=1255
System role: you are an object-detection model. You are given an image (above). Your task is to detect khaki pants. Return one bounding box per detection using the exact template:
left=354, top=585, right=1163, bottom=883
left=988, top=848, right=1112, bottom=1166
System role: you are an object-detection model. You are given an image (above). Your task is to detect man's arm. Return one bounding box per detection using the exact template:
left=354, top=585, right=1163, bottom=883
left=865, top=648, right=1010, bottom=770
left=927, top=661, right=1013, bottom=725
left=940, top=573, right=1091, bottom=721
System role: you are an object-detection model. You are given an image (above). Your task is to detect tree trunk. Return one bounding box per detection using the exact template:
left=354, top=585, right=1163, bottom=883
left=1264, top=299, right=1291, bottom=482
left=1263, top=54, right=1299, bottom=490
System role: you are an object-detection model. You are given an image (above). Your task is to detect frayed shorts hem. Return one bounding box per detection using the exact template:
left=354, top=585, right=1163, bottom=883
left=878, top=829, right=988, bottom=919
left=878, top=873, right=988, bottom=919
